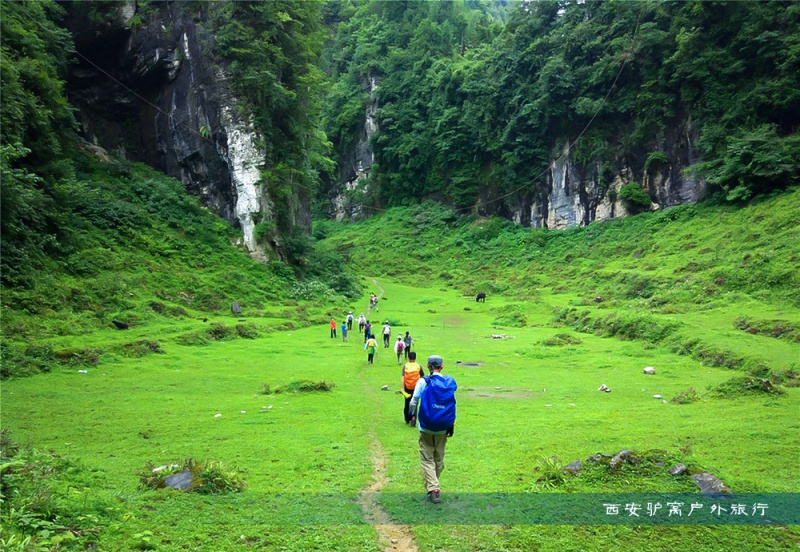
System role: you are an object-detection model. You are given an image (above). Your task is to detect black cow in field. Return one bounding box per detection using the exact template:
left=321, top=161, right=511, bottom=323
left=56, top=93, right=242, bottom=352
left=476, top=292, right=486, bottom=302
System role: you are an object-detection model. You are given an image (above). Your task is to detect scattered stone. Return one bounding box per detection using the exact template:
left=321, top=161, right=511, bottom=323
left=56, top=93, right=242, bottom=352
left=586, top=453, right=613, bottom=463
left=568, top=403, right=576, bottom=406
left=654, top=394, right=662, bottom=399
left=112, top=319, right=129, bottom=330
left=594, top=296, right=604, bottom=303
left=633, top=249, right=644, bottom=258
left=231, top=302, right=241, bottom=315
left=609, top=450, right=638, bottom=470
left=655, top=461, right=665, bottom=467
left=692, top=472, right=731, bottom=494
left=391, top=539, right=398, bottom=545
left=545, top=404, right=552, bottom=407
left=643, top=367, right=656, bottom=375
left=669, top=463, right=687, bottom=476
left=598, top=384, right=609, bottom=392
left=489, top=334, right=511, bottom=339
left=564, top=459, right=583, bottom=475
left=214, top=413, right=222, bottom=418
left=78, top=370, right=88, bottom=374
left=240, top=410, right=246, bottom=414
left=165, top=470, right=194, bottom=491
left=381, top=385, right=390, bottom=391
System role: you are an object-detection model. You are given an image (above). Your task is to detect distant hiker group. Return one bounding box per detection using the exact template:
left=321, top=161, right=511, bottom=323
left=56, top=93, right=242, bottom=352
left=326, top=291, right=457, bottom=504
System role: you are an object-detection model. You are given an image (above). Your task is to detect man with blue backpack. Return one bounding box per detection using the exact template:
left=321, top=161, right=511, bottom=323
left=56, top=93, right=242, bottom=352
left=408, top=355, right=457, bottom=504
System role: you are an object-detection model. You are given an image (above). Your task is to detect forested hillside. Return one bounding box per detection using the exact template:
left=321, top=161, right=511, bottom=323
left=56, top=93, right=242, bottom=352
left=322, top=0, right=800, bottom=219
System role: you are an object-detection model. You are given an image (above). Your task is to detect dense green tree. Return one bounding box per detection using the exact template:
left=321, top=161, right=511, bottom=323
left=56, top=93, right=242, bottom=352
left=1, top=0, right=77, bottom=286
left=320, top=0, right=799, bottom=211
left=209, top=0, right=333, bottom=250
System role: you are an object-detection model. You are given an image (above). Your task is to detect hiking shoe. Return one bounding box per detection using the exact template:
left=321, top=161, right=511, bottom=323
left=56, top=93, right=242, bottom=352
left=428, top=490, right=441, bottom=504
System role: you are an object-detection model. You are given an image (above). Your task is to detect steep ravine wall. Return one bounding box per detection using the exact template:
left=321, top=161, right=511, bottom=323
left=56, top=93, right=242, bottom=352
left=509, top=121, right=706, bottom=229
left=64, top=3, right=289, bottom=261
left=331, top=79, right=705, bottom=227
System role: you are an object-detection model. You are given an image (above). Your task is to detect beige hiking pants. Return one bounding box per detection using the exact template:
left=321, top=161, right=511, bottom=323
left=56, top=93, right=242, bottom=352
left=419, top=432, right=448, bottom=492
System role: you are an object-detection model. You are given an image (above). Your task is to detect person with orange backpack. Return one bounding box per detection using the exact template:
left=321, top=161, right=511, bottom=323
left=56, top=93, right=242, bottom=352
left=401, top=352, right=425, bottom=424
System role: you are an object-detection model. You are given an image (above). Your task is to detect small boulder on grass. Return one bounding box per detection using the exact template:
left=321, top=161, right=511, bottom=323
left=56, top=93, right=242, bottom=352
left=564, top=459, right=582, bottom=475
left=692, top=472, right=730, bottom=494
left=643, top=367, right=656, bottom=375
left=138, top=459, right=244, bottom=493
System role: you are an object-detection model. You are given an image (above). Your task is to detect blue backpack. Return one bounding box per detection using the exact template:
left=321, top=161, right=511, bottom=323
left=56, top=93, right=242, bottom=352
left=418, top=375, right=457, bottom=432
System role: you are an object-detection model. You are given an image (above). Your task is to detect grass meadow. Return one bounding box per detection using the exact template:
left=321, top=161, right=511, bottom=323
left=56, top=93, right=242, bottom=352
left=3, top=275, right=798, bottom=550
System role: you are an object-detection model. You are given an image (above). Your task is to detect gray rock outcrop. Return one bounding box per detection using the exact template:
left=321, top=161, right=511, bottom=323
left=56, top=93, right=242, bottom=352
left=63, top=3, right=302, bottom=261
left=692, top=472, right=731, bottom=494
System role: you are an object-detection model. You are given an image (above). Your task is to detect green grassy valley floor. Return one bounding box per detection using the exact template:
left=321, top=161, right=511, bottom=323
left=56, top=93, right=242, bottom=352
left=3, top=277, right=798, bottom=550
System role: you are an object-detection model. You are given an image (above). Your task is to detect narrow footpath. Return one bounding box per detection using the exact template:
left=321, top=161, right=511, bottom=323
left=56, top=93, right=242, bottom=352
left=358, top=278, right=418, bottom=551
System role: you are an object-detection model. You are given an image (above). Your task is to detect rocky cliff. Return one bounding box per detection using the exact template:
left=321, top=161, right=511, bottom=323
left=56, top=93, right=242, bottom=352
left=333, top=99, right=706, bottom=228
left=63, top=2, right=293, bottom=260
left=507, top=121, right=706, bottom=229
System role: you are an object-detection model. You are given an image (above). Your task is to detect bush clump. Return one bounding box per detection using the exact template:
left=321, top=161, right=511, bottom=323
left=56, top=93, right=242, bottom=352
left=118, top=340, right=164, bottom=358
left=265, top=380, right=335, bottom=394
left=1, top=431, right=111, bottom=550
left=541, top=333, right=583, bottom=346
left=670, top=387, right=700, bottom=404
left=137, top=458, right=244, bottom=494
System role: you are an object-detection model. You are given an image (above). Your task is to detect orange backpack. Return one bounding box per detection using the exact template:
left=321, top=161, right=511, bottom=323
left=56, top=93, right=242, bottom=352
left=403, top=362, right=423, bottom=390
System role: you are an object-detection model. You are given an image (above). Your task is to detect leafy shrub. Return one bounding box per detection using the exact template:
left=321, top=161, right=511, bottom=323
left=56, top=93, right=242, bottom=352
left=644, top=151, right=669, bottom=172
left=710, top=376, right=784, bottom=398
left=1, top=432, right=111, bottom=550
left=54, top=347, right=102, bottom=365
left=289, top=279, right=340, bottom=302
left=541, top=333, right=583, bottom=346
left=532, top=456, right=567, bottom=489
left=491, top=306, right=527, bottom=327
left=175, top=331, right=210, bottom=346
left=137, top=458, right=244, bottom=494
left=618, top=182, right=652, bottom=212
left=670, top=387, right=700, bottom=404
left=695, top=124, right=800, bottom=202
left=118, top=340, right=164, bottom=358
left=235, top=323, right=260, bottom=339
left=207, top=323, right=234, bottom=340
left=268, top=380, right=335, bottom=394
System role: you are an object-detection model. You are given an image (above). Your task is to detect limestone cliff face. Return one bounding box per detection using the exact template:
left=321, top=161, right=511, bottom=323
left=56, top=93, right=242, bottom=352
left=63, top=2, right=292, bottom=260
left=331, top=77, right=705, bottom=228
left=330, top=74, right=379, bottom=221
left=509, top=122, right=706, bottom=229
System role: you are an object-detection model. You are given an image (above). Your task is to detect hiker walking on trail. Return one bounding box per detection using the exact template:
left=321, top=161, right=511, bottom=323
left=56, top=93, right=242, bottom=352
left=341, top=321, right=348, bottom=342
left=408, top=355, right=457, bottom=504
left=329, top=318, right=337, bottom=339
left=365, top=334, right=378, bottom=365
left=364, top=321, right=372, bottom=343
left=347, top=312, right=354, bottom=331
left=394, top=335, right=405, bottom=364
left=403, top=331, right=413, bottom=360
left=358, top=313, right=366, bottom=333
left=370, top=293, right=379, bottom=312
left=382, top=321, right=391, bottom=347
left=401, top=352, right=425, bottom=424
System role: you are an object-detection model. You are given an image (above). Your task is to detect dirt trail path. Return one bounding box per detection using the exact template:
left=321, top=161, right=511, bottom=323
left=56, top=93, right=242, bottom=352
left=357, top=438, right=418, bottom=552
left=368, top=278, right=385, bottom=317
left=357, top=305, right=418, bottom=551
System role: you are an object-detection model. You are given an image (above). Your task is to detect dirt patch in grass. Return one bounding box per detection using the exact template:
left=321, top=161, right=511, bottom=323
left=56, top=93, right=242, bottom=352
left=442, top=316, right=464, bottom=326
left=461, top=386, right=538, bottom=399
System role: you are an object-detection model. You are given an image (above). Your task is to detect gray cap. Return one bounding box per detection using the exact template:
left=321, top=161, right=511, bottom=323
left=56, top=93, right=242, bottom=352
left=427, top=355, right=443, bottom=369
